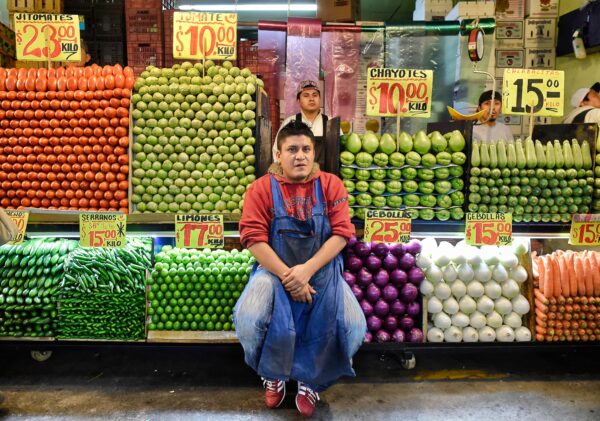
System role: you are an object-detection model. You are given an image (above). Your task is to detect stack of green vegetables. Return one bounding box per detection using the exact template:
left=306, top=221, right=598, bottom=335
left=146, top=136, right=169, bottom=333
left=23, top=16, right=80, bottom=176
left=0, top=238, right=77, bottom=338
left=57, top=239, right=151, bottom=340
left=339, top=130, right=467, bottom=221
left=147, top=247, right=254, bottom=332
left=469, top=137, right=594, bottom=223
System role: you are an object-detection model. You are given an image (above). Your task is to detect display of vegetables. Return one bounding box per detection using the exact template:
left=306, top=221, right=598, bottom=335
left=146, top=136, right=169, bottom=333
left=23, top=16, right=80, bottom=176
left=532, top=250, right=600, bottom=342
left=343, top=237, right=424, bottom=343
left=0, top=238, right=77, bottom=337
left=339, top=130, right=466, bottom=221
left=469, top=137, right=594, bottom=223
left=0, top=65, right=133, bottom=211
left=417, top=238, right=532, bottom=342
left=57, top=238, right=151, bottom=340
left=131, top=61, right=262, bottom=214
left=147, top=246, right=254, bottom=331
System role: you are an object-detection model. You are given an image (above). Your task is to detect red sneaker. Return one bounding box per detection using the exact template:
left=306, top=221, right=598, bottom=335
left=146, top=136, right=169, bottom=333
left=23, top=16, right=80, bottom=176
left=262, top=378, right=286, bottom=408
left=295, top=382, right=320, bottom=417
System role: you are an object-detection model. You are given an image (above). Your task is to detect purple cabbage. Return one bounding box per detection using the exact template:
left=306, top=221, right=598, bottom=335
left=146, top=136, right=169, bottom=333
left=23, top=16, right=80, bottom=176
left=342, top=271, right=356, bottom=288
left=346, top=256, right=363, bottom=273
left=399, top=316, right=415, bottom=331
left=407, top=266, right=425, bottom=286
left=389, top=243, right=405, bottom=257
left=354, top=242, right=372, bottom=258
left=373, top=299, right=390, bottom=318
left=400, top=283, right=418, bottom=303
left=365, top=255, right=382, bottom=272
left=398, top=253, right=416, bottom=271
left=357, top=268, right=373, bottom=288
left=382, top=253, right=399, bottom=271
left=375, top=329, right=391, bottom=343
left=384, top=315, right=398, bottom=332
left=351, top=285, right=364, bottom=301
left=373, top=269, right=389, bottom=288
left=360, top=299, right=373, bottom=317
left=372, top=242, right=389, bottom=258
left=405, top=239, right=422, bottom=255
left=389, top=268, right=408, bottom=286
left=382, top=284, right=399, bottom=303
left=364, top=331, right=373, bottom=343
left=408, top=328, right=424, bottom=343
left=391, top=329, right=405, bottom=343
left=365, top=284, right=381, bottom=303
left=366, top=315, right=382, bottom=332
left=390, top=299, right=406, bottom=316
left=406, top=301, right=421, bottom=318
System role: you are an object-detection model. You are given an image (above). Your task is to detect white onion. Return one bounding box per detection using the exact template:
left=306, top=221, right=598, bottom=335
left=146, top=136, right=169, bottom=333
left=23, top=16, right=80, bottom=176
left=416, top=253, right=432, bottom=269
left=434, top=282, right=452, bottom=300
left=501, top=279, right=521, bottom=299
left=420, top=279, right=435, bottom=296
left=443, top=264, right=458, bottom=282
left=515, top=326, right=532, bottom=342
left=467, top=281, right=485, bottom=298
left=427, top=296, right=443, bottom=314
left=427, top=327, right=444, bottom=342
left=510, top=265, right=528, bottom=283
left=478, top=326, right=496, bottom=342
left=451, top=312, right=470, bottom=328
left=457, top=263, right=475, bottom=282
left=459, top=295, right=477, bottom=314
left=503, top=312, right=523, bottom=329
left=499, top=252, right=519, bottom=269
left=433, top=312, right=452, bottom=329
left=494, top=297, right=513, bottom=315
left=426, top=264, right=444, bottom=284
left=484, top=281, right=502, bottom=299
left=511, top=294, right=531, bottom=315
left=444, top=326, right=463, bottom=342
left=477, top=296, right=495, bottom=314
left=486, top=311, right=503, bottom=329
left=469, top=311, right=487, bottom=329
left=473, top=261, right=492, bottom=282
left=450, top=279, right=467, bottom=299
left=496, top=325, right=516, bottom=342
left=481, top=245, right=500, bottom=265
left=443, top=297, right=460, bottom=315
left=462, top=326, right=479, bottom=342
left=492, top=264, right=509, bottom=282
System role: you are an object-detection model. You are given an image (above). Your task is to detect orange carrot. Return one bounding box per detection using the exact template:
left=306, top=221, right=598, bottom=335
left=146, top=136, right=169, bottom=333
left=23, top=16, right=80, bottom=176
left=577, top=254, right=592, bottom=297
left=536, top=317, right=547, bottom=328
left=535, top=334, right=545, bottom=342
left=560, top=254, right=571, bottom=297
left=590, top=252, right=600, bottom=296
left=536, top=325, right=547, bottom=335
left=535, top=307, right=548, bottom=321
left=537, top=257, right=546, bottom=295
left=582, top=252, right=593, bottom=296
left=553, top=255, right=564, bottom=298
left=536, top=299, right=549, bottom=313
left=534, top=289, right=549, bottom=305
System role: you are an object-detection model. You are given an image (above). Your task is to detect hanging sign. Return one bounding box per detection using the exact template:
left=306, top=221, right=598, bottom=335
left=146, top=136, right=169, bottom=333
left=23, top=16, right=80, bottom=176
left=364, top=210, right=412, bottom=243
left=14, top=14, right=81, bottom=62
left=502, top=68, right=564, bottom=117
left=175, top=214, right=224, bottom=248
left=4, top=210, right=29, bottom=244
left=173, top=11, right=237, bottom=60
left=569, top=214, right=600, bottom=246
left=366, top=68, right=433, bottom=118
left=80, top=213, right=126, bottom=248
left=466, top=213, right=513, bottom=246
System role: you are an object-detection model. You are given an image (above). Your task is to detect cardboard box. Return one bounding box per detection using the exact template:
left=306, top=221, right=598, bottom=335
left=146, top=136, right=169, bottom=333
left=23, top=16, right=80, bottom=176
left=413, top=0, right=453, bottom=20
left=524, top=18, right=556, bottom=47
left=526, top=0, right=559, bottom=17
left=445, top=0, right=495, bottom=20
left=495, top=20, right=524, bottom=48
left=495, top=49, right=525, bottom=76
left=317, top=0, right=360, bottom=22
left=495, top=0, right=525, bottom=20
left=525, top=47, right=556, bottom=68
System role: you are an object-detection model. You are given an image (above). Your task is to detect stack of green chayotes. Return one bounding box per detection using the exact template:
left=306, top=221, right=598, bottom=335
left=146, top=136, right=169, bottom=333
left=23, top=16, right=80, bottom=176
left=470, top=137, right=594, bottom=223
left=339, top=130, right=467, bottom=221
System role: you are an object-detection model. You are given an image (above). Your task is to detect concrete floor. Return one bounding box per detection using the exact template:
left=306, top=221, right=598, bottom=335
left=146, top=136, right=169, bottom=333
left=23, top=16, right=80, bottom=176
left=1, top=345, right=599, bottom=420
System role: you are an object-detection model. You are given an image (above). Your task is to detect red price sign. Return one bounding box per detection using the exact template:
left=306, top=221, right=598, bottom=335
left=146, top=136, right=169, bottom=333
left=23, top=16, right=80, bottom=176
left=4, top=210, right=29, bottom=244
left=173, top=12, right=237, bottom=60
left=569, top=214, right=600, bottom=246
left=80, top=213, right=126, bottom=248
left=175, top=214, right=224, bottom=249
left=465, top=213, right=513, bottom=246
left=14, top=14, right=81, bottom=62
left=364, top=210, right=412, bottom=243
left=366, top=68, right=433, bottom=118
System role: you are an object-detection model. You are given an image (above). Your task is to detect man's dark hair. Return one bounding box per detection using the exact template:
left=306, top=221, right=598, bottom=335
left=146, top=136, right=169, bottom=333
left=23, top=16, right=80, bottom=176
left=478, top=90, right=502, bottom=106
left=276, top=120, right=316, bottom=151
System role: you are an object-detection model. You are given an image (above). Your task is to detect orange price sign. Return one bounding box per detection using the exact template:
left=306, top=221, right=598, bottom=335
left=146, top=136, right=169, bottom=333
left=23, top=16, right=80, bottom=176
left=366, top=68, right=433, bottom=118
left=14, top=13, right=81, bottom=62
left=569, top=214, right=600, bottom=246
left=4, top=210, right=29, bottom=244
left=175, top=214, right=224, bottom=249
left=364, top=210, right=412, bottom=244
left=173, top=11, right=237, bottom=60
left=465, top=213, right=512, bottom=246
left=79, top=212, right=126, bottom=248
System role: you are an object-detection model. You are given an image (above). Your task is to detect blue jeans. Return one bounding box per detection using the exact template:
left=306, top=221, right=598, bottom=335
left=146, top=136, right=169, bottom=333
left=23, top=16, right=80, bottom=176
left=234, top=268, right=366, bottom=380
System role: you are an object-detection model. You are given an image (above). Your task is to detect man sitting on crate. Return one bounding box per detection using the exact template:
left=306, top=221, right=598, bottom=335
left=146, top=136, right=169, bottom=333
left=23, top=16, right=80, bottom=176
left=563, top=83, right=600, bottom=124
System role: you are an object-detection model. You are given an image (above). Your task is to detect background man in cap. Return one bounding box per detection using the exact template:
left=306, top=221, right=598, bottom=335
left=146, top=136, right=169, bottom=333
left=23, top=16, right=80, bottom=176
left=563, top=84, right=600, bottom=124
left=472, top=90, right=514, bottom=143
left=273, top=80, right=331, bottom=167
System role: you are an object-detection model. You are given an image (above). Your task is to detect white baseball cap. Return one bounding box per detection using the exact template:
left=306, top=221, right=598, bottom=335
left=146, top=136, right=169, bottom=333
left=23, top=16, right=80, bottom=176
left=571, top=88, right=590, bottom=108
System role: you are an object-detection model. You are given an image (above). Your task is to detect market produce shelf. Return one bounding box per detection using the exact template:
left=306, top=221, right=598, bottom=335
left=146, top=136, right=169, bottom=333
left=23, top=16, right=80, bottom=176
left=147, top=331, right=238, bottom=343
left=0, top=336, right=55, bottom=342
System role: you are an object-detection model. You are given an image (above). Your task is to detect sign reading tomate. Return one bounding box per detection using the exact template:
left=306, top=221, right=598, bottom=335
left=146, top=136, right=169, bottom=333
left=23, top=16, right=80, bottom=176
left=465, top=213, right=513, bottom=246
left=569, top=214, right=600, bottom=246
left=80, top=213, right=126, bottom=248
left=175, top=214, right=224, bottom=249
left=364, top=210, right=412, bottom=244
left=4, top=210, right=29, bottom=244
left=173, top=11, right=237, bottom=60
left=14, top=14, right=81, bottom=62
left=366, top=68, right=433, bottom=118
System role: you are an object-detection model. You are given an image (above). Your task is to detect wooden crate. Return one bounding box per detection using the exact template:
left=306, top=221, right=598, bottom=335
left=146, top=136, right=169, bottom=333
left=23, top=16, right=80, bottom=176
left=8, top=0, right=35, bottom=12
left=35, top=0, right=63, bottom=13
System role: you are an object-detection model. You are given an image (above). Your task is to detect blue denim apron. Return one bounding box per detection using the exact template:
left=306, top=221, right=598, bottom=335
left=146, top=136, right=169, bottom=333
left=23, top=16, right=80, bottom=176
left=237, top=176, right=354, bottom=392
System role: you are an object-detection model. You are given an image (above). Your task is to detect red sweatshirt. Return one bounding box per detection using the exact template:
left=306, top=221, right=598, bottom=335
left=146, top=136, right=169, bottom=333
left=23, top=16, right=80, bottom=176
left=239, top=165, right=355, bottom=248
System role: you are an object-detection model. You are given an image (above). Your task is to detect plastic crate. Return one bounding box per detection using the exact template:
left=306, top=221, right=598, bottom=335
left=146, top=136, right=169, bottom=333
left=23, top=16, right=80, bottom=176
left=93, top=4, right=125, bottom=40
left=127, top=41, right=163, bottom=69
left=35, top=0, right=63, bottom=13
left=126, top=0, right=161, bottom=8
left=126, top=7, right=162, bottom=45
left=90, top=41, right=126, bottom=66
left=7, top=0, right=35, bottom=12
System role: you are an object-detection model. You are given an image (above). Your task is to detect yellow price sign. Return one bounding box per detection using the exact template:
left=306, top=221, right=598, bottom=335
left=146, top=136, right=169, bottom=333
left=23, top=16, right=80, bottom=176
left=173, top=12, right=237, bottom=60
left=366, top=68, right=433, bottom=118
left=502, top=68, right=564, bottom=117
left=465, top=213, right=513, bottom=246
left=4, top=210, right=29, bottom=244
left=14, top=14, right=81, bottom=62
left=569, top=214, right=600, bottom=246
left=80, top=213, right=126, bottom=248
left=175, top=214, right=224, bottom=249
left=364, top=210, right=412, bottom=243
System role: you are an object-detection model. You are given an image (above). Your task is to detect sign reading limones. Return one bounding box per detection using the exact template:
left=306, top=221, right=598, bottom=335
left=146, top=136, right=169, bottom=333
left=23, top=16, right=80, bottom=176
left=175, top=214, right=224, bottom=248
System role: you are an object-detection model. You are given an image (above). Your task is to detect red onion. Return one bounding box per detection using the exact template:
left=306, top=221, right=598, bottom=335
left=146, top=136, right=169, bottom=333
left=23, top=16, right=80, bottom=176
left=375, top=329, right=391, bottom=343
left=365, top=284, right=381, bottom=303
left=382, top=253, right=399, bottom=271
left=342, top=271, right=356, bottom=288
left=389, top=243, right=405, bottom=257
left=390, top=299, right=406, bottom=316
left=347, top=235, right=358, bottom=249
left=390, top=268, right=408, bottom=286
left=400, top=283, right=418, bottom=303
left=354, top=242, right=372, bottom=258
left=384, top=315, right=398, bottom=331
left=373, top=269, right=389, bottom=287
left=364, top=331, right=373, bottom=343
left=398, top=253, right=416, bottom=271
left=407, top=267, right=425, bottom=285
left=391, top=329, right=405, bottom=343
left=406, top=301, right=421, bottom=317
left=373, top=299, right=390, bottom=317
left=357, top=267, right=373, bottom=287
left=360, top=299, right=374, bottom=317
left=365, top=255, right=382, bottom=272
left=351, top=285, right=364, bottom=301
left=372, top=242, right=389, bottom=258
left=382, top=284, right=399, bottom=303
left=367, top=315, right=383, bottom=332
left=405, top=239, right=422, bottom=255
left=408, top=327, right=424, bottom=343
left=346, top=256, right=363, bottom=273
left=399, top=316, right=414, bottom=331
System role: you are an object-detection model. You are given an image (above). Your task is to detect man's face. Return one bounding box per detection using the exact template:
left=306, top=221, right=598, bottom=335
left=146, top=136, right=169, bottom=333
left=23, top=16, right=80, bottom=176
left=583, top=89, right=600, bottom=108
left=479, top=98, right=502, bottom=122
left=297, top=89, right=321, bottom=113
left=276, top=134, right=315, bottom=182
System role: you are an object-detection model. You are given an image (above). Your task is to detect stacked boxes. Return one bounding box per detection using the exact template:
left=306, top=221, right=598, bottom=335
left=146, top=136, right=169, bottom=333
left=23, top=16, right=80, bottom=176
left=413, top=0, right=453, bottom=21
left=237, top=39, right=258, bottom=74
left=162, top=9, right=184, bottom=68
left=125, top=0, right=163, bottom=75
left=445, top=0, right=496, bottom=20
left=0, top=22, right=16, bottom=68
